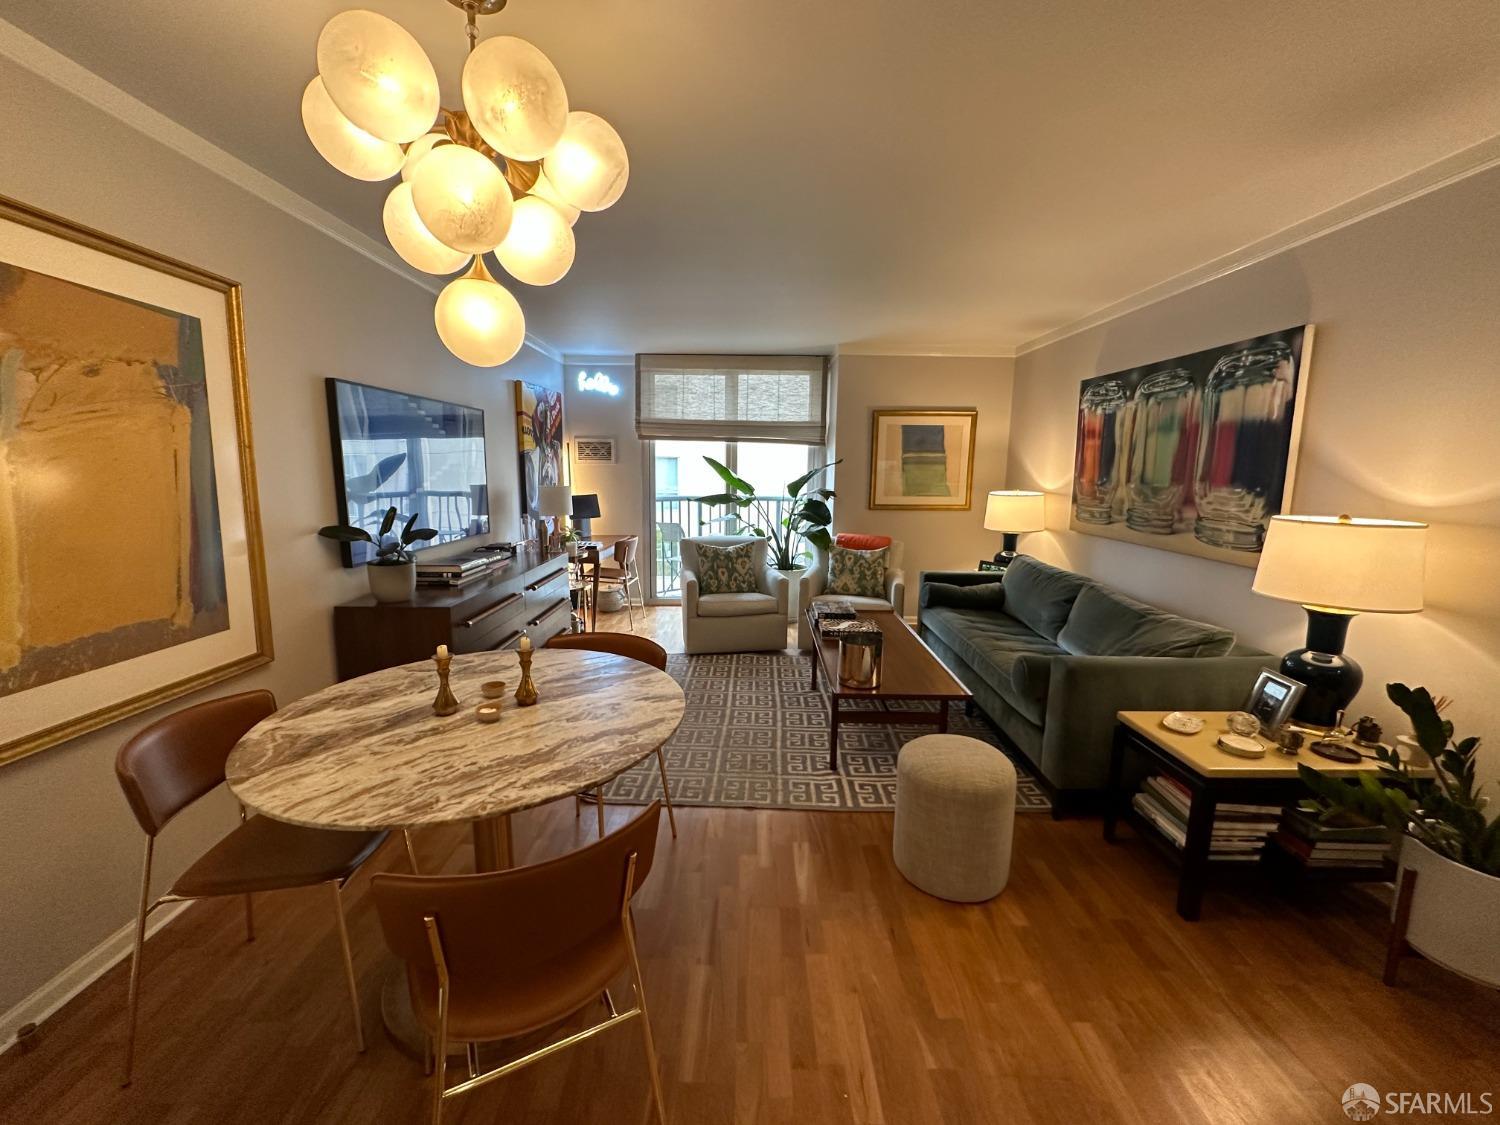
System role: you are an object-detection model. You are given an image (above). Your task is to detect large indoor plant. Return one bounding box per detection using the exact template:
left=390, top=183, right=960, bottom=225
left=1298, top=683, right=1499, bottom=987
left=695, top=457, right=839, bottom=570
left=318, top=506, right=436, bottom=603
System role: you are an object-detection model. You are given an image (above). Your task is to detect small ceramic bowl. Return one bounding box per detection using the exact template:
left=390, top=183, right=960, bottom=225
left=1225, top=711, right=1260, bottom=737
left=1162, top=711, right=1205, bottom=735
left=476, top=703, right=502, bottom=724
left=481, top=680, right=507, bottom=699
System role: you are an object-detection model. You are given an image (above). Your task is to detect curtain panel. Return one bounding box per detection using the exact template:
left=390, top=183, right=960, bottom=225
left=635, top=354, right=828, bottom=444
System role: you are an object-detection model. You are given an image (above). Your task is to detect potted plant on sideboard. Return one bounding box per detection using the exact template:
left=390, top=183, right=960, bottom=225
left=1298, top=683, right=1499, bottom=989
left=696, top=457, right=839, bottom=620
left=318, top=506, right=437, bottom=603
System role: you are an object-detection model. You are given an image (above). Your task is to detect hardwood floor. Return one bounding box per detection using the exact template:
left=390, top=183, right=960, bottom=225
left=3, top=604, right=1497, bottom=1124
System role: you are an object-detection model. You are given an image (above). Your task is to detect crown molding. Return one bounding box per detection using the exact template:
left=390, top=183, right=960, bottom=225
left=836, top=345, right=1017, bottom=360
left=1014, top=132, right=1500, bottom=357
left=562, top=352, right=634, bottom=366
left=0, top=17, right=563, bottom=366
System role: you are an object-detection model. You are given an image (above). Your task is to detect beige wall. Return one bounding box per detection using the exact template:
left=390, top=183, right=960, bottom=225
left=832, top=354, right=1016, bottom=592
left=0, top=57, right=561, bottom=1018
left=1007, top=166, right=1500, bottom=786
left=562, top=359, right=644, bottom=539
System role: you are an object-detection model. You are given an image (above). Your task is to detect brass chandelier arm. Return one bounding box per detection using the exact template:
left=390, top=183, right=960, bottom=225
left=449, top=0, right=509, bottom=53
left=435, top=108, right=542, bottom=199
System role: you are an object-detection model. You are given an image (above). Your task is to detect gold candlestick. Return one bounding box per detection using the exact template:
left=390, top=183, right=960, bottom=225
left=432, top=647, right=460, bottom=716
left=514, top=637, right=538, bottom=706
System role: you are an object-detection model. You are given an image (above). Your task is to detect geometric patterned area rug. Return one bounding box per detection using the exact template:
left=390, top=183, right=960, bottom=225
left=600, top=652, right=1051, bottom=812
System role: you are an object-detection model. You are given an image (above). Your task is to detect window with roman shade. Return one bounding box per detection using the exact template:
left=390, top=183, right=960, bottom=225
left=635, top=354, right=828, bottom=444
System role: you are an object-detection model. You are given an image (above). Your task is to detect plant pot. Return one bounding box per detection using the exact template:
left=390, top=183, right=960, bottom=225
left=1396, top=834, right=1500, bottom=989
left=779, top=564, right=811, bottom=621
left=368, top=561, right=416, bottom=603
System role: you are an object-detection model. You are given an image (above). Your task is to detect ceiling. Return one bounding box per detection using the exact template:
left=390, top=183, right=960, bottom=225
left=7, top=0, right=1500, bottom=357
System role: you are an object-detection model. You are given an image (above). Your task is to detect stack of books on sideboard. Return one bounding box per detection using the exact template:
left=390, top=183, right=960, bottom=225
left=1133, top=775, right=1282, bottom=861
left=1270, top=807, right=1394, bottom=868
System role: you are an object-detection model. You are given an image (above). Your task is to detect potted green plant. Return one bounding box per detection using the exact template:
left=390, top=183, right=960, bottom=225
left=1298, top=683, right=1499, bottom=988
left=318, top=506, right=437, bottom=603
left=696, top=458, right=839, bottom=617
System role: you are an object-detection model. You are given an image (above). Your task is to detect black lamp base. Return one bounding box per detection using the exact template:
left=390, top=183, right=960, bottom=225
left=991, top=532, right=1020, bottom=566
left=1280, top=608, right=1363, bottom=728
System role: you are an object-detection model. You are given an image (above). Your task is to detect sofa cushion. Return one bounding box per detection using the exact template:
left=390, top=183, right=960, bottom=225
left=920, top=607, right=1062, bottom=726
left=1057, top=585, right=1236, bottom=658
left=835, top=533, right=893, bottom=551
left=809, top=593, right=891, bottom=613
left=920, top=581, right=1005, bottom=612
left=999, top=557, right=1090, bottom=640
left=826, top=545, right=888, bottom=597
left=695, top=542, right=758, bottom=595
left=698, top=592, right=779, bottom=618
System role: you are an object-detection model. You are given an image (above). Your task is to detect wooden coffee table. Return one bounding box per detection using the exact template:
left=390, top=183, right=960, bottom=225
left=806, top=609, right=972, bottom=771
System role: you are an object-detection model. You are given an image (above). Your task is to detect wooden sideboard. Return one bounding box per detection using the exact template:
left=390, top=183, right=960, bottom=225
left=332, top=546, right=572, bottom=680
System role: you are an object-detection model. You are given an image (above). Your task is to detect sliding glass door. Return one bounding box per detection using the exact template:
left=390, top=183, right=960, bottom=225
left=645, top=440, right=820, bottom=602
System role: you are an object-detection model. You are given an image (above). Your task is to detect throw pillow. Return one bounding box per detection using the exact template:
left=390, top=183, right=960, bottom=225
left=834, top=532, right=893, bottom=551
left=695, top=542, right=759, bottom=595
left=919, top=581, right=1005, bottom=611
left=826, top=545, right=888, bottom=598
left=999, top=556, right=1090, bottom=640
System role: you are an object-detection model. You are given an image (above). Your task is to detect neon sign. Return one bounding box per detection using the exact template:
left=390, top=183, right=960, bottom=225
left=577, top=370, right=620, bottom=396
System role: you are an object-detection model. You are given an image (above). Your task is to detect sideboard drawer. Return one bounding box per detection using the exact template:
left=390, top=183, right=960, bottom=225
left=451, top=592, right=526, bottom=654
left=524, top=565, right=569, bottom=618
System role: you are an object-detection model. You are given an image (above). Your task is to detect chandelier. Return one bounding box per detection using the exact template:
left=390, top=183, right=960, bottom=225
left=301, top=0, right=628, bottom=366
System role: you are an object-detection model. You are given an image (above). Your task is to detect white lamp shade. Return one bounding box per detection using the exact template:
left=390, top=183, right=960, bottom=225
left=433, top=259, right=526, bottom=367
left=542, top=111, right=629, bottom=212
left=527, top=169, right=580, bottom=227
left=301, top=77, right=405, bottom=181
left=461, top=36, right=569, bottom=161
left=1252, top=515, right=1427, bottom=613
left=409, top=144, right=514, bottom=254
left=400, top=131, right=449, bottom=183
left=983, top=490, right=1046, bottom=533
left=316, top=9, right=439, bottom=144
left=539, top=484, right=573, bottom=518
left=495, top=195, right=576, bottom=286
left=382, top=183, right=470, bottom=275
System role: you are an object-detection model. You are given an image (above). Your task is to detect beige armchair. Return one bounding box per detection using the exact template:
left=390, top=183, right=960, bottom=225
left=797, top=540, right=906, bottom=650
left=680, top=535, right=790, bottom=654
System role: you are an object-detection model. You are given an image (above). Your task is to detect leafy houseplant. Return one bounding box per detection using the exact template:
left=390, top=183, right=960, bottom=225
left=318, top=506, right=437, bottom=603
left=695, top=457, right=840, bottom=570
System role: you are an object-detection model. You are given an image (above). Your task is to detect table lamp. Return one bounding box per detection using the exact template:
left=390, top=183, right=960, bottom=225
left=1251, top=513, right=1427, bottom=728
left=983, top=490, right=1046, bottom=566
left=571, top=492, right=601, bottom=539
left=538, top=484, right=572, bottom=550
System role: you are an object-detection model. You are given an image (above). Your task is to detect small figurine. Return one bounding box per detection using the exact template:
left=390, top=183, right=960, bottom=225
left=432, top=644, right=460, bottom=716
left=1275, top=729, right=1304, bottom=756
left=1352, top=715, right=1383, bottom=747
left=514, top=633, right=539, bottom=707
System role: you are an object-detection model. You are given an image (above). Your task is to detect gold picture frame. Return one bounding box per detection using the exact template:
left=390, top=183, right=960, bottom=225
left=867, top=408, right=978, bottom=510
left=0, top=195, right=273, bottom=766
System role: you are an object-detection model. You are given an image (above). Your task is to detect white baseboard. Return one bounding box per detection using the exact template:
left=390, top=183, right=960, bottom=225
left=1, top=901, right=193, bottom=1047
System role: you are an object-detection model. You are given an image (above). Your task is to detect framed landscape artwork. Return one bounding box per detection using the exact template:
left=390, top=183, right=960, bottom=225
left=0, top=196, right=272, bottom=766
left=868, top=408, right=977, bottom=510
left=514, top=380, right=564, bottom=520
left=1070, top=325, right=1314, bottom=566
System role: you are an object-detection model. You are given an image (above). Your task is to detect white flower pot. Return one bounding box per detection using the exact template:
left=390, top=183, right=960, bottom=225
left=368, top=561, right=416, bottom=603
left=780, top=564, right=811, bottom=621
left=1396, top=834, right=1500, bottom=989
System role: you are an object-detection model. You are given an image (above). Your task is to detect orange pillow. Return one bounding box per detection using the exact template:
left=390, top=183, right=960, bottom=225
left=835, top=533, right=893, bottom=551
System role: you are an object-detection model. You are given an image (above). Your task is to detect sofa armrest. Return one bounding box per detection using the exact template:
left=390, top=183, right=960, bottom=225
left=1040, top=653, right=1269, bottom=790
left=886, top=568, right=907, bottom=618
left=762, top=568, right=790, bottom=614
left=681, top=567, right=700, bottom=618
left=916, top=570, right=998, bottom=625
left=800, top=564, right=827, bottom=605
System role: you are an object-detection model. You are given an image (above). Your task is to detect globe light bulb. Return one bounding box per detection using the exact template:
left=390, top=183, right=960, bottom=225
left=461, top=36, right=569, bottom=161
left=495, top=195, right=576, bottom=286
left=542, top=111, right=629, bottom=212
left=527, top=169, right=580, bottom=228
left=409, top=144, right=514, bottom=254
left=301, top=77, right=405, bottom=181
left=434, top=258, right=526, bottom=367
left=383, top=183, right=469, bottom=275
left=317, top=9, right=439, bottom=144
left=401, top=131, right=449, bottom=183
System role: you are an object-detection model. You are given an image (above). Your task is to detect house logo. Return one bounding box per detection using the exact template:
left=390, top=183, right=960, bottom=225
left=1343, top=1084, right=1381, bottom=1121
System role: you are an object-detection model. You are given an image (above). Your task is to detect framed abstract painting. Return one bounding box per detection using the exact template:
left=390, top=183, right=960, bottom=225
left=1069, top=325, right=1314, bottom=566
left=0, top=195, right=272, bottom=766
left=514, top=380, right=564, bottom=520
left=868, top=408, right=977, bottom=510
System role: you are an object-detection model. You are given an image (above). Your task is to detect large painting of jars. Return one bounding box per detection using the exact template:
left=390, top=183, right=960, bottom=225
left=1071, top=325, right=1314, bottom=566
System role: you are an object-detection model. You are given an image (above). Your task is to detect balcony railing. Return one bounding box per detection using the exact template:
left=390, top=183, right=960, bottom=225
left=651, top=494, right=791, bottom=599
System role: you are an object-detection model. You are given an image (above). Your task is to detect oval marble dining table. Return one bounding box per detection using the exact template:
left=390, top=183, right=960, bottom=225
left=226, top=648, right=685, bottom=871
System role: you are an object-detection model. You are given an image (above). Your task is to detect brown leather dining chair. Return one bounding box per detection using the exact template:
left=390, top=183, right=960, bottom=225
left=371, top=802, right=669, bottom=1125
left=113, top=689, right=389, bottom=1086
left=594, top=535, right=644, bottom=630
left=545, top=632, right=678, bottom=839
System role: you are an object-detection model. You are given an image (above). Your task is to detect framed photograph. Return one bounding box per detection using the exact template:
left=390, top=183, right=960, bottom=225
left=0, top=195, right=273, bottom=766
left=1244, top=668, right=1305, bottom=734
left=514, top=380, right=564, bottom=520
left=977, top=560, right=1004, bottom=573
left=1070, top=325, right=1314, bottom=567
left=868, top=408, right=977, bottom=510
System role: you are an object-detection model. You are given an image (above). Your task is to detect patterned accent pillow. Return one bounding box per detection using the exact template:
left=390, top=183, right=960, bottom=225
left=695, top=542, right=759, bottom=595
left=826, top=545, right=888, bottom=598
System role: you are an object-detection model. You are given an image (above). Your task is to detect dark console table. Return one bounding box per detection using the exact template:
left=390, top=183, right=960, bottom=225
left=332, top=546, right=571, bottom=680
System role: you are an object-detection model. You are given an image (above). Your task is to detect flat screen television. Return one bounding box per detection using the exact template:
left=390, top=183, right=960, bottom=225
left=325, top=377, right=490, bottom=567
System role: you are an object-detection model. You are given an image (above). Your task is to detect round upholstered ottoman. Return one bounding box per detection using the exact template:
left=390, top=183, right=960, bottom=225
left=893, top=735, right=1016, bottom=902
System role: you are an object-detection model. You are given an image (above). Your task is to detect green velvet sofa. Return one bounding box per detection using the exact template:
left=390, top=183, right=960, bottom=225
left=917, top=557, right=1270, bottom=814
